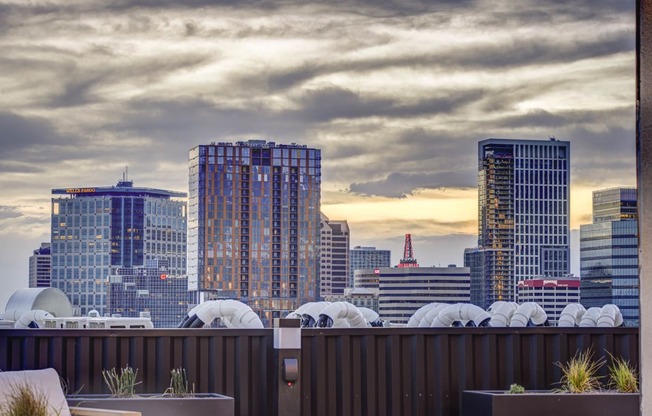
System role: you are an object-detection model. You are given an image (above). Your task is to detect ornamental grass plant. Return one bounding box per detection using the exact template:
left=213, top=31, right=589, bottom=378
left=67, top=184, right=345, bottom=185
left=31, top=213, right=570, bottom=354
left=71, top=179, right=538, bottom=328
left=555, top=348, right=605, bottom=393
left=163, top=368, right=195, bottom=398
left=608, top=354, right=639, bottom=393
left=0, top=383, right=57, bottom=416
left=102, top=365, right=140, bottom=398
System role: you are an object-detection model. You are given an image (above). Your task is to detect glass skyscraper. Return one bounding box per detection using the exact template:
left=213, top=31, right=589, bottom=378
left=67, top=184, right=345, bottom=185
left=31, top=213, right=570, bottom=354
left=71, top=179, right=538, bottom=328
left=29, top=242, right=51, bottom=288
left=188, top=140, right=321, bottom=324
left=51, top=180, right=187, bottom=316
left=349, top=246, right=391, bottom=287
left=472, top=138, right=570, bottom=308
left=580, top=187, right=638, bottom=325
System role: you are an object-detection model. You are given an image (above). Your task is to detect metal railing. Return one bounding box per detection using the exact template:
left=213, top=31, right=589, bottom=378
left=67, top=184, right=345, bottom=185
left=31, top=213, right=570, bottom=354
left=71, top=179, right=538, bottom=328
left=0, top=327, right=638, bottom=416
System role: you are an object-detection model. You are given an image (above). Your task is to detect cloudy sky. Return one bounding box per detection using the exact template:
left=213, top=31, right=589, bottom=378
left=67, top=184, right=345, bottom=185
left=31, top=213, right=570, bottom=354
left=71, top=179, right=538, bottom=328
left=0, top=0, right=637, bottom=308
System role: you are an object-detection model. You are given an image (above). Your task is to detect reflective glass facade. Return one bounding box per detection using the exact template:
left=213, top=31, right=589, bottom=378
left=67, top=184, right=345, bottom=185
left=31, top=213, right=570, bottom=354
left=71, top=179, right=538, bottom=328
left=349, top=246, right=391, bottom=287
left=188, top=141, right=321, bottom=325
left=580, top=188, right=639, bottom=325
left=29, top=242, right=51, bottom=288
left=464, top=247, right=486, bottom=307
left=51, top=181, right=187, bottom=316
left=476, top=138, right=570, bottom=308
left=108, top=259, right=190, bottom=328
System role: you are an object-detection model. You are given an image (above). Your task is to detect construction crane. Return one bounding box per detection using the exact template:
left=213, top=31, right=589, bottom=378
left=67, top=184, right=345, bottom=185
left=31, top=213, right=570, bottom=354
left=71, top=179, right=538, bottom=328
left=398, top=233, right=419, bottom=268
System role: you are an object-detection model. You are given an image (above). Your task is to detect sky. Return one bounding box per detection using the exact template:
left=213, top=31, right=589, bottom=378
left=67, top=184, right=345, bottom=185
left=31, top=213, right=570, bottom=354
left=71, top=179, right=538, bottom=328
left=0, top=0, right=637, bottom=309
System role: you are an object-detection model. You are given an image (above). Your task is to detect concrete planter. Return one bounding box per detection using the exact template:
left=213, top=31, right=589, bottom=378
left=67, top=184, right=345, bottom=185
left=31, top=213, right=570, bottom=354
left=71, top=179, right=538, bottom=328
left=67, top=393, right=234, bottom=416
left=462, top=390, right=640, bottom=416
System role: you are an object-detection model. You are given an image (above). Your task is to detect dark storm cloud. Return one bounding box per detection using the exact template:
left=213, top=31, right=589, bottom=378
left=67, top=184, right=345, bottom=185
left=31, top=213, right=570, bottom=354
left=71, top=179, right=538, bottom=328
left=100, top=0, right=475, bottom=16
left=0, top=206, right=22, bottom=220
left=0, top=112, right=63, bottom=157
left=349, top=171, right=476, bottom=198
left=569, top=126, right=636, bottom=179
left=495, top=107, right=633, bottom=129
left=116, top=98, right=283, bottom=137
left=295, top=87, right=483, bottom=122
left=48, top=53, right=212, bottom=108
left=265, top=31, right=633, bottom=91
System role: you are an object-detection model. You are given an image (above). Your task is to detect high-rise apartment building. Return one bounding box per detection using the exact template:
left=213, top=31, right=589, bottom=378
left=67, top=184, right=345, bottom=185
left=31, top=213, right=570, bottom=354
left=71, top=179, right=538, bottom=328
left=350, top=246, right=391, bottom=287
left=319, top=213, right=349, bottom=298
left=188, top=140, right=321, bottom=324
left=580, top=187, right=639, bottom=325
left=28, top=242, right=51, bottom=288
left=51, top=180, right=187, bottom=316
left=471, top=138, right=570, bottom=308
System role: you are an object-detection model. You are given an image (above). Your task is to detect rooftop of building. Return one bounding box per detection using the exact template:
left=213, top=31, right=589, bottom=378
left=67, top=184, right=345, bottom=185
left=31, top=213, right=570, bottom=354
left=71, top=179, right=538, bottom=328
left=200, top=139, right=309, bottom=149
left=52, top=180, right=186, bottom=199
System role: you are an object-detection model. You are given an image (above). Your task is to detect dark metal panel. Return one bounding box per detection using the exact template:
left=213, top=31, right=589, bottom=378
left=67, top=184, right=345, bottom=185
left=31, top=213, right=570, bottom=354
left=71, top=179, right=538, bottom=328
left=0, top=327, right=641, bottom=416
left=413, top=334, right=427, bottom=415
left=302, top=334, right=314, bottom=416
left=236, top=336, right=251, bottom=416
left=89, top=336, right=103, bottom=393
left=363, top=333, right=378, bottom=416
left=436, top=333, right=452, bottom=416
left=196, top=334, right=210, bottom=392
left=423, top=334, right=438, bottom=415
left=339, top=334, right=352, bottom=416
left=224, top=335, right=237, bottom=399
left=349, top=336, right=366, bottom=416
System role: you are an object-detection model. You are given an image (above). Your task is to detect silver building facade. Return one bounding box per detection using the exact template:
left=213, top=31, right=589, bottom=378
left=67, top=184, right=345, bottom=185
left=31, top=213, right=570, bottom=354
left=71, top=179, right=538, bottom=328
left=580, top=187, right=639, bottom=325
left=354, top=266, right=470, bottom=325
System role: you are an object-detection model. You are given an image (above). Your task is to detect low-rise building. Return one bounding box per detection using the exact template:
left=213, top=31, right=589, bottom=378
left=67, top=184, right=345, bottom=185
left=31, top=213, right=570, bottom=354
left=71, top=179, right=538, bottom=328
left=516, top=278, right=580, bottom=325
left=354, top=266, right=470, bottom=325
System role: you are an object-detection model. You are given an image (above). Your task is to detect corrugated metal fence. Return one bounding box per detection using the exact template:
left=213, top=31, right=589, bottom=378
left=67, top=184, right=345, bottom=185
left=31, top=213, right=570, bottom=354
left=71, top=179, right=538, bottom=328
left=0, top=327, right=638, bottom=416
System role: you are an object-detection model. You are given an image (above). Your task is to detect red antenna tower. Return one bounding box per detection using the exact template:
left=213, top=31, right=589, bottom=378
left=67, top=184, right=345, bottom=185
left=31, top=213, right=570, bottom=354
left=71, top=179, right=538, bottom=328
left=398, top=233, right=419, bottom=268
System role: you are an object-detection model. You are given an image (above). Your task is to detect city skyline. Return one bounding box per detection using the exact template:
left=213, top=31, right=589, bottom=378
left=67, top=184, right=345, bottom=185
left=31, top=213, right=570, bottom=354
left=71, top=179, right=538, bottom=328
left=0, top=1, right=637, bottom=308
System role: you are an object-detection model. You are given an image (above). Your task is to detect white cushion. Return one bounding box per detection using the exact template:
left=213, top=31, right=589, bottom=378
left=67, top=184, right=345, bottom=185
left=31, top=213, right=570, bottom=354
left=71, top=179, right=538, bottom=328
left=0, top=368, right=71, bottom=416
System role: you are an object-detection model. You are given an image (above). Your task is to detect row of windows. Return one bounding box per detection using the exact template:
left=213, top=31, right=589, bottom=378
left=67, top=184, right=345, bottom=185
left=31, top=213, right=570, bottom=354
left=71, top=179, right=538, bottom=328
left=200, top=144, right=320, bottom=161
left=514, top=143, right=568, bottom=159
left=515, top=169, right=567, bottom=186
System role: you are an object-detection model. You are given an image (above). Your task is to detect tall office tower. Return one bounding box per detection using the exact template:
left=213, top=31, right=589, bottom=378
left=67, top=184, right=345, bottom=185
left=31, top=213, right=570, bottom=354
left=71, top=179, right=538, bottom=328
left=28, top=242, right=51, bottom=288
left=51, top=180, right=187, bottom=316
left=475, top=138, right=570, bottom=309
left=107, top=259, right=190, bottom=328
left=580, top=187, right=639, bottom=325
left=319, top=213, right=350, bottom=298
left=188, top=140, right=321, bottom=324
left=349, top=246, right=391, bottom=287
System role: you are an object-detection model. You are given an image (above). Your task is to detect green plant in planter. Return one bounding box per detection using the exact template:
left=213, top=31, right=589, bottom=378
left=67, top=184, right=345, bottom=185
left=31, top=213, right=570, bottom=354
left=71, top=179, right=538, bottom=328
left=102, top=364, right=141, bottom=398
left=508, top=383, right=525, bottom=394
left=163, top=368, right=195, bottom=398
left=607, top=354, right=639, bottom=393
left=555, top=348, right=605, bottom=393
left=0, top=383, right=59, bottom=416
